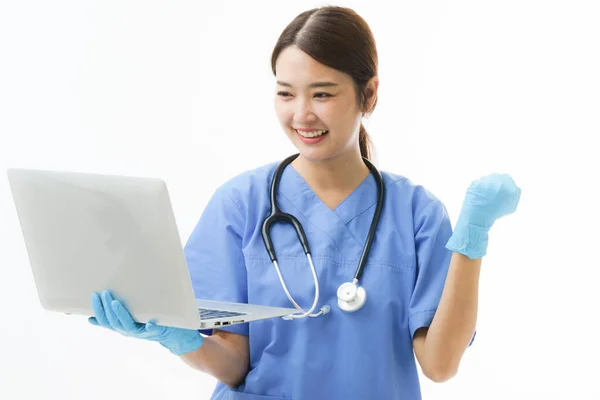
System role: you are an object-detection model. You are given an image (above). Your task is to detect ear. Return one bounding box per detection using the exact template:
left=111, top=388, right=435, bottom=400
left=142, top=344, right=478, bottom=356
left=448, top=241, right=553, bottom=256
left=363, top=76, right=379, bottom=115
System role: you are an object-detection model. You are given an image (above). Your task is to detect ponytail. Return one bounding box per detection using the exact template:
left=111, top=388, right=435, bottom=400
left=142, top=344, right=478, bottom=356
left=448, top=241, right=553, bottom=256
left=359, top=123, right=372, bottom=160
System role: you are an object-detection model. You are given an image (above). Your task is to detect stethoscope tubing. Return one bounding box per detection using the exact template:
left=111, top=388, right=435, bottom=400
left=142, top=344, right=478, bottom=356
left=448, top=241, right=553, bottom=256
left=261, top=153, right=385, bottom=317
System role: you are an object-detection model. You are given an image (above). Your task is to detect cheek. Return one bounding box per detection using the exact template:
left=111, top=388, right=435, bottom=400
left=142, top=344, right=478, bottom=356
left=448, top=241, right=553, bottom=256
left=274, top=101, right=292, bottom=125
left=312, top=103, right=338, bottom=125
left=341, top=100, right=362, bottom=128
left=321, top=101, right=358, bottom=129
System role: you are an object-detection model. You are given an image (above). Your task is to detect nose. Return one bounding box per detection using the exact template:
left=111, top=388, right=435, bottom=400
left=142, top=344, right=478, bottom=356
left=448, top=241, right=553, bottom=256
left=293, top=97, right=317, bottom=124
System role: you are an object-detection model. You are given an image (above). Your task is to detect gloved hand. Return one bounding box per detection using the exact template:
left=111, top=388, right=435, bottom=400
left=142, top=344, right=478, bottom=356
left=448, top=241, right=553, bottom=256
left=445, top=173, right=521, bottom=259
left=88, top=290, right=204, bottom=356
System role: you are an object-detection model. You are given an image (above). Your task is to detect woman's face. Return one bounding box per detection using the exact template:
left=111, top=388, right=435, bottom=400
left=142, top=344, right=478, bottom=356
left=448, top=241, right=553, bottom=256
left=274, top=46, right=374, bottom=163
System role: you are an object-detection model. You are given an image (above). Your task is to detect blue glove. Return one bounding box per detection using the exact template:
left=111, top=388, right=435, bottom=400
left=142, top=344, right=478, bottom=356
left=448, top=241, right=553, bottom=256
left=88, top=290, right=204, bottom=356
left=445, top=173, right=521, bottom=259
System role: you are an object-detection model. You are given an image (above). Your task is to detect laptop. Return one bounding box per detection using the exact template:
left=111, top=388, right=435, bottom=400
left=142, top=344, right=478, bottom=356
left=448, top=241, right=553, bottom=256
left=6, top=168, right=297, bottom=330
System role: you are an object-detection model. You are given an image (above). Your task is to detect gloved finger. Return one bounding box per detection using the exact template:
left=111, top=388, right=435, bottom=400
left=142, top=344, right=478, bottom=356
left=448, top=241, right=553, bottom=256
left=145, top=321, right=160, bottom=332
left=88, top=317, right=99, bottom=326
left=145, top=321, right=168, bottom=340
left=111, top=299, right=142, bottom=333
left=499, top=173, right=516, bottom=186
left=145, top=321, right=165, bottom=334
left=101, top=290, right=124, bottom=331
left=91, top=292, right=112, bottom=328
left=497, top=175, right=521, bottom=215
left=508, top=185, right=521, bottom=213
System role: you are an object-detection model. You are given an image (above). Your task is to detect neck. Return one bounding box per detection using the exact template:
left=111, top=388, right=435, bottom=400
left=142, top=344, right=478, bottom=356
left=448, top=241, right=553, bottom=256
left=291, top=149, right=370, bottom=193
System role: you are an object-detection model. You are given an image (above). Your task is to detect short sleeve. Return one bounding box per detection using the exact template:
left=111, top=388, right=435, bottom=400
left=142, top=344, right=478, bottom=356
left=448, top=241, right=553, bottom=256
left=183, top=186, right=249, bottom=336
left=408, top=198, right=476, bottom=346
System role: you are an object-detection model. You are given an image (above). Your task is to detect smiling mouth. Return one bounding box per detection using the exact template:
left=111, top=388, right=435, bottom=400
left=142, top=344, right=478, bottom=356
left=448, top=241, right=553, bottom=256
left=295, top=129, right=329, bottom=138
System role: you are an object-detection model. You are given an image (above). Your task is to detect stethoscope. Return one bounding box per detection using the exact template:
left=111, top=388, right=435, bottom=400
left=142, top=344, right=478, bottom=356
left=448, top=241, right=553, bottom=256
left=261, top=153, right=385, bottom=319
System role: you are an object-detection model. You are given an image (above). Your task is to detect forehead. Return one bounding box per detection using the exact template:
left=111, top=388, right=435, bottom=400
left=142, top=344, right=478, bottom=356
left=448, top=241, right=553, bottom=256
left=275, top=46, right=352, bottom=86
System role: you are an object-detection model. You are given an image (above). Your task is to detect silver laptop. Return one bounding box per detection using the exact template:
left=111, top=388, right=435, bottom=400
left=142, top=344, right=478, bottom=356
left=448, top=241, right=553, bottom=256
left=6, top=168, right=297, bottom=330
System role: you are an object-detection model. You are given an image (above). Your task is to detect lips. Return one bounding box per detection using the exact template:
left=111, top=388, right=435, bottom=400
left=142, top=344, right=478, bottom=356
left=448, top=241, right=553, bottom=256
left=294, top=128, right=328, bottom=144
left=294, top=129, right=329, bottom=138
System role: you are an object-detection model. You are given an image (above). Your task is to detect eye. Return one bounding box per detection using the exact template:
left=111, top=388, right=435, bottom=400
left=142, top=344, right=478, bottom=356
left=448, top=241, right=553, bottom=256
left=277, top=91, right=292, bottom=98
left=314, top=92, right=333, bottom=99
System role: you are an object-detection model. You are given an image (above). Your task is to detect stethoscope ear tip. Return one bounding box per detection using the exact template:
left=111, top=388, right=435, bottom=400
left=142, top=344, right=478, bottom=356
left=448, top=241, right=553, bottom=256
left=320, top=305, right=331, bottom=314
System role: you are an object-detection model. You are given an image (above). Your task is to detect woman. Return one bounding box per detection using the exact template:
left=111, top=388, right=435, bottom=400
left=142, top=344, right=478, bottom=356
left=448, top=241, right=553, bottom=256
left=89, top=6, right=520, bottom=400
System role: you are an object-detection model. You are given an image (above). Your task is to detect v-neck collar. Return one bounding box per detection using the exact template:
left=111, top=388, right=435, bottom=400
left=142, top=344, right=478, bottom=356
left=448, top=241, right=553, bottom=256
left=275, top=163, right=379, bottom=261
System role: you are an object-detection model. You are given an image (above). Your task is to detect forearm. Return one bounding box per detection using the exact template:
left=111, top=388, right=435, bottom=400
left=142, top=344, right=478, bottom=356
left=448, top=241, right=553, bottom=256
left=179, top=334, right=249, bottom=388
left=423, top=252, right=481, bottom=377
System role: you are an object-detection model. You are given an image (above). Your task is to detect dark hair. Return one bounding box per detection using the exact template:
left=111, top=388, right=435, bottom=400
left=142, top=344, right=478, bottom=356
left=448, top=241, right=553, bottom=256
left=271, top=6, right=378, bottom=160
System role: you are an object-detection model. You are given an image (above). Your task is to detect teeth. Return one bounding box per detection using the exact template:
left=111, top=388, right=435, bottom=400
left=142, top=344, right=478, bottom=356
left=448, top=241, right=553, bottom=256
left=296, top=129, right=328, bottom=138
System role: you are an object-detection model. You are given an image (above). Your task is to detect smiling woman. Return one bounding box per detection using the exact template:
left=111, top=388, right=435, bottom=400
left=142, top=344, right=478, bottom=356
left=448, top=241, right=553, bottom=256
left=80, top=5, right=521, bottom=400
left=271, top=7, right=379, bottom=164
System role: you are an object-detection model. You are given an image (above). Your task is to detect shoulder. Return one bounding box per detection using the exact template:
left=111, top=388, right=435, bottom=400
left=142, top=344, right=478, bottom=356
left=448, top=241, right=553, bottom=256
left=380, top=169, right=445, bottom=207
left=210, top=160, right=280, bottom=213
left=379, top=169, right=448, bottom=220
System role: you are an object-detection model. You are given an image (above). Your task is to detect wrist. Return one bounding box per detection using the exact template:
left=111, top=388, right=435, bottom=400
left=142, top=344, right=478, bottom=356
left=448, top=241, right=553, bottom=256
left=161, top=330, right=204, bottom=356
left=446, top=222, right=489, bottom=259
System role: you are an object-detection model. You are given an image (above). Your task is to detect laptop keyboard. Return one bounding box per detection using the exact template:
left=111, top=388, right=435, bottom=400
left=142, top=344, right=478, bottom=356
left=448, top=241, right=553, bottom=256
left=198, top=308, right=247, bottom=320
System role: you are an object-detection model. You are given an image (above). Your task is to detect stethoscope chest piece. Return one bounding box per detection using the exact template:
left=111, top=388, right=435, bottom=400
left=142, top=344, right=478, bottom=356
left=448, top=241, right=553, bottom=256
left=337, top=281, right=367, bottom=312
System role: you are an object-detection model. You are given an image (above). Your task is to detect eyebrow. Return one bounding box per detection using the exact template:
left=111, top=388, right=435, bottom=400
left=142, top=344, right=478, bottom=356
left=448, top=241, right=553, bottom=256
left=276, top=80, right=339, bottom=89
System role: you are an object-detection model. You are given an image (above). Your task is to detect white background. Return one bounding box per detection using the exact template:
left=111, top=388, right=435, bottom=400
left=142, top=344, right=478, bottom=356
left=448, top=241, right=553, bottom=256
left=1, top=0, right=598, bottom=399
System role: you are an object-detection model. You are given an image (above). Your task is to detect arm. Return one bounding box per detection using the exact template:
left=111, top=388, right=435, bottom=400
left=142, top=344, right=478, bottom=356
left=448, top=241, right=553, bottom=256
left=88, top=186, right=254, bottom=388
left=413, top=172, right=520, bottom=382
left=88, top=291, right=250, bottom=388
left=180, top=185, right=252, bottom=387
left=180, top=329, right=250, bottom=388
left=413, top=253, right=480, bottom=382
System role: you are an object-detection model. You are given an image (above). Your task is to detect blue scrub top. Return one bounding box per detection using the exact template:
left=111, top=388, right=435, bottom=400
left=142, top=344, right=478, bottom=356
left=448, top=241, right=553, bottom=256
left=184, top=160, right=466, bottom=400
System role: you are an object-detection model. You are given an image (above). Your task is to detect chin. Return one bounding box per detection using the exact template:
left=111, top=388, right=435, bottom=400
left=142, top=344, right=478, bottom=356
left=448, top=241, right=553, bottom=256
left=286, top=129, right=342, bottom=163
left=295, top=147, right=341, bottom=164
left=298, top=153, right=328, bottom=163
